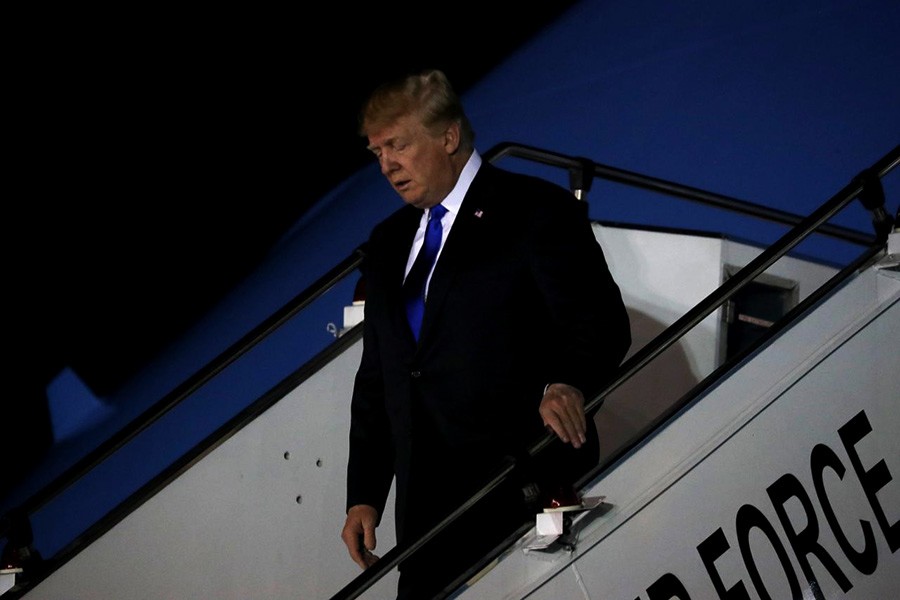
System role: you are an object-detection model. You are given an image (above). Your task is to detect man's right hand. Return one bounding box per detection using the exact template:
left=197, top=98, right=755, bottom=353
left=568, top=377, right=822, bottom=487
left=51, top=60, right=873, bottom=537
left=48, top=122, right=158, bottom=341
left=341, top=504, right=381, bottom=569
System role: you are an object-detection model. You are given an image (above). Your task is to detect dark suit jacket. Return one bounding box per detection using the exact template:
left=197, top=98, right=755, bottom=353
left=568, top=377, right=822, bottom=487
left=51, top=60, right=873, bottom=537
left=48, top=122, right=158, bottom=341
left=346, top=161, right=631, bottom=546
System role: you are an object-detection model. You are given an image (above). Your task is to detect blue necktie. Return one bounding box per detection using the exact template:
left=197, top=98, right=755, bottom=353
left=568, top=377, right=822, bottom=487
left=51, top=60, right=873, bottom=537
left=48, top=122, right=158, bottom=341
left=403, top=204, right=448, bottom=340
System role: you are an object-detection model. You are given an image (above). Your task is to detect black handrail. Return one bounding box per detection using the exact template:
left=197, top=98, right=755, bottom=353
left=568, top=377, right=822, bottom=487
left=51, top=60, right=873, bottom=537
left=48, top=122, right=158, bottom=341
left=578, top=241, right=887, bottom=493
left=485, top=142, right=879, bottom=246
left=2, top=142, right=894, bottom=597
left=8, top=144, right=884, bottom=530
left=539, top=144, right=899, bottom=456
left=3, top=247, right=366, bottom=524
left=328, top=143, right=898, bottom=600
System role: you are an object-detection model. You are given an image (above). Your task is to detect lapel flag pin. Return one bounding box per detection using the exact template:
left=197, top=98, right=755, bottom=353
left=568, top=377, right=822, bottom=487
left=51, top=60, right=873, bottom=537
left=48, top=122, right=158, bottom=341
left=474, top=210, right=483, bottom=218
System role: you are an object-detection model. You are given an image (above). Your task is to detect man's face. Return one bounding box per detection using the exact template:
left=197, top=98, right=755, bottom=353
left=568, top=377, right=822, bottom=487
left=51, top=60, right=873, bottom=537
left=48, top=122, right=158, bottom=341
left=366, top=114, right=457, bottom=209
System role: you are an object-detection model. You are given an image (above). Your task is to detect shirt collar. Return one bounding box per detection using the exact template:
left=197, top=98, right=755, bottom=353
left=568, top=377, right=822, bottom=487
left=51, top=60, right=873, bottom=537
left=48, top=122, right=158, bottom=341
left=430, top=150, right=482, bottom=218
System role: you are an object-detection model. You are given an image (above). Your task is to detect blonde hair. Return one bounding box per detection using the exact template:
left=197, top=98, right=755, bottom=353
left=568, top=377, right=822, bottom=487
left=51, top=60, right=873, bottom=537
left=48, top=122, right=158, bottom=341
left=359, top=69, right=475, bottom=152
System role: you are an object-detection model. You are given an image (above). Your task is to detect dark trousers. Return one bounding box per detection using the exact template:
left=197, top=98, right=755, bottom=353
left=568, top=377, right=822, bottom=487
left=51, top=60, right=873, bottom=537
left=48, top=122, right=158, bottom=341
left=394, top=408, right=599, bottom=598
left=395, top=475, right=530, bottom=600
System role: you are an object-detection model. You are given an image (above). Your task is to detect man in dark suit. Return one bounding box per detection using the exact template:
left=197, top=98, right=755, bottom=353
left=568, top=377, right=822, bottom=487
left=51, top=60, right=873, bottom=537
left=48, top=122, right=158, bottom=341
left=340, top=69, right=631, bottom=599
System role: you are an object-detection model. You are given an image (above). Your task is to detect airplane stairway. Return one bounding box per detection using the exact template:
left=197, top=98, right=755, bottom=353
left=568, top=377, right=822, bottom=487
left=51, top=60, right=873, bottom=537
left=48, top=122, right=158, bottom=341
left=2, top=144, right=897, bottom=600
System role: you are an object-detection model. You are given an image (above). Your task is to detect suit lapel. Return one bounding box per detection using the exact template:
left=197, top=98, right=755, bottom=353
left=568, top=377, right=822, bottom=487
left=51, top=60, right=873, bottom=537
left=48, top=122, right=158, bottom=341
left=417, top=166, right=497, bottom=343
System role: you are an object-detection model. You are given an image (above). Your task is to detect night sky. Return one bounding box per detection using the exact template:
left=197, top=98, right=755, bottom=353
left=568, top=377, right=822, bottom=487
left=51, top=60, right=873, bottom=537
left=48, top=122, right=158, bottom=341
left=8, top=5, right=579, bottom=397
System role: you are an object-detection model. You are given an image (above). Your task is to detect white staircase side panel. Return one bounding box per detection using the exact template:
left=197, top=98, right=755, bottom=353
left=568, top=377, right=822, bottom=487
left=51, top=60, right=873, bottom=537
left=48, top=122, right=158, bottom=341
left=21, top=341, right=399, bottom=600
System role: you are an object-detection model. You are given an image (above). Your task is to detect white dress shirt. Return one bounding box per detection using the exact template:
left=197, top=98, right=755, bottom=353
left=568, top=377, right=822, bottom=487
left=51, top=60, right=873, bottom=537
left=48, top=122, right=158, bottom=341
left=403, top=150, right=483, bottom=298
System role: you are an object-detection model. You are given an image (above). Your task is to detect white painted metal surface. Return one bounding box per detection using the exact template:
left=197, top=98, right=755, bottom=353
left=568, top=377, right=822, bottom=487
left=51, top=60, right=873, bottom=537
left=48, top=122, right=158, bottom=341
left=20, top=342, right=399, bottom=600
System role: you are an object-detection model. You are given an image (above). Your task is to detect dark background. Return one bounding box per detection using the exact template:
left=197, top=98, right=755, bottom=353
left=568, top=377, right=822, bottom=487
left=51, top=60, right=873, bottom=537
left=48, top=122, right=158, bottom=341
left=5, top=4, right=578, bottom=490
left=10, top=4, right=578, bottom=394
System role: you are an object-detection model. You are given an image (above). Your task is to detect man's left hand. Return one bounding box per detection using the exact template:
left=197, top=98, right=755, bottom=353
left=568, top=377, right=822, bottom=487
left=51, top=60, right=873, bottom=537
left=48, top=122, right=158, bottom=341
left=539, top=383, right=587, bottom=449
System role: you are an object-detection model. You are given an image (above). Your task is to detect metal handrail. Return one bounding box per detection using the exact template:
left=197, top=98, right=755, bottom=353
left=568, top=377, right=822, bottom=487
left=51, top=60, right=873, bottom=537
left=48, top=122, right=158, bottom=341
left=3, top=142, right=894, bottom=599
left=485, top=142, right=881, bottom=247
left=3, top=247, right=366, bottom=525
